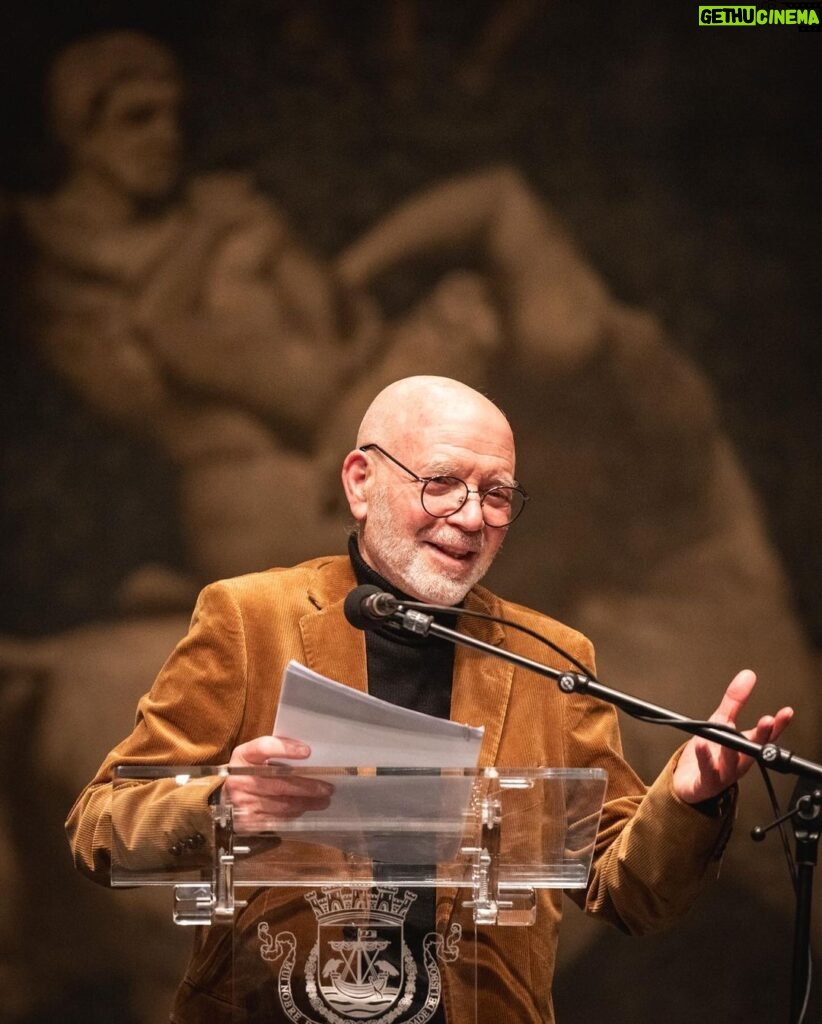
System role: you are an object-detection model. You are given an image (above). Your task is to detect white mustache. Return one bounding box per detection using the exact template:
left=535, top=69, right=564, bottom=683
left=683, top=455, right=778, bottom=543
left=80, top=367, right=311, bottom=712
left=423, top=527, right=484, bottom=555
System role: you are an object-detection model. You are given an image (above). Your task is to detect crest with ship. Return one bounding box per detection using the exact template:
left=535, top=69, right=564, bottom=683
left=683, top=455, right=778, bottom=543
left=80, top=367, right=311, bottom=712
left=306, top=886, right=420, bottom=1020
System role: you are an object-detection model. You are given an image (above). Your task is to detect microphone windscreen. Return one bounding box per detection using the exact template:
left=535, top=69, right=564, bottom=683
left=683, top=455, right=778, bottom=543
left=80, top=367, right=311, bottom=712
left=343, top=583, right=384, bottom=630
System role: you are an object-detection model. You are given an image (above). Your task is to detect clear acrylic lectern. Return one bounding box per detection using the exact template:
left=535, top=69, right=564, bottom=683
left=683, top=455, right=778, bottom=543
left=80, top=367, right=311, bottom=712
left=112, top=765, right=606, bottom=1023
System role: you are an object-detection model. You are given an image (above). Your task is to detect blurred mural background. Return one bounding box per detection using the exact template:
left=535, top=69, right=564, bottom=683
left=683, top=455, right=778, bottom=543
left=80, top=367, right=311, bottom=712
left=0, top=2, right=819, bottom=1022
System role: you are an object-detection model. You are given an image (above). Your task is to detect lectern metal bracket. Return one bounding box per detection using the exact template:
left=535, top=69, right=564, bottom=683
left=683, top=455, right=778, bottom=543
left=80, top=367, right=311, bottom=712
left=460, top=792, right=536, bottom=926
left=173, top=882, right=215, bottom=925
left=172, top=804, right=250, bottom=925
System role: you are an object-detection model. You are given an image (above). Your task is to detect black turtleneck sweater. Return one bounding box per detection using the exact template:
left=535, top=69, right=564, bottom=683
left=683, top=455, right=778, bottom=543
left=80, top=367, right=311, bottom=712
left=349, top=535, right=455, bottom=720
left=348, top=536, right=452, bottom=1023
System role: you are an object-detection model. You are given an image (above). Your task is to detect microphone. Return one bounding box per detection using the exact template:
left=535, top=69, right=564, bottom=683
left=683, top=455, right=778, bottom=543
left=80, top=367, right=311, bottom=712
left=343, top=584, right=401, bottom=630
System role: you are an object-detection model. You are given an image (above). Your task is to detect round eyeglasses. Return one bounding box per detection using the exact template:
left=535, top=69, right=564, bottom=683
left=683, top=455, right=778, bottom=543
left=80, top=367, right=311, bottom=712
left=359, top=443, right=528, bottom=528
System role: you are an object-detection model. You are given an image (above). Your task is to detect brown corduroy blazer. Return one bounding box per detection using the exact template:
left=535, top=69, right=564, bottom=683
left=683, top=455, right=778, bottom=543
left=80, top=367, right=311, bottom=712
left=66, top=554, right=733, bottom=1024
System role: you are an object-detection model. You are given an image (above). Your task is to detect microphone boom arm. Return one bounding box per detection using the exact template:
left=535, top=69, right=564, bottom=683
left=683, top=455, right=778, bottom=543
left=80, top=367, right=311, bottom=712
left=394, top=607, right=822, bottom=783
left=388, top=598, right=822, bottom=1023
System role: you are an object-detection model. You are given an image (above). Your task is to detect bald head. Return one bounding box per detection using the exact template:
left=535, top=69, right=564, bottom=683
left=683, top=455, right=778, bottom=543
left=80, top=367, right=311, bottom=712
left=356, top=376, right=515, bottom=468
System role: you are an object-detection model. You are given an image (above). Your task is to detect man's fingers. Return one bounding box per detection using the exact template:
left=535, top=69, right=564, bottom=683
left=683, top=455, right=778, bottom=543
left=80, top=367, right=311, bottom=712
left=709, top=668, right=757, bottom=726
left=234, top=791, right=333, bottom=824
left=256, top=775, right=335, bottom=800
left=232, top=790, right=333, bottom=832
left=230, top=735, right=311, bottom=766
left=692, top=737, right=721, bottom=787
left=746, top=707, right=794, bottom=746
left=771, top=706, right=794, bottom=740
left=225, top=771, right=335, bottom=830
left=252, top=791, right=333, bottom=820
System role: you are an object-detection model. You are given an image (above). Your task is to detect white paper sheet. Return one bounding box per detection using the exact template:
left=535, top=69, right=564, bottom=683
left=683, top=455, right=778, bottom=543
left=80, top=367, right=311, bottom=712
left=273, top=659, right=484, bottom=768
left=266, top=660, right=485, bottom=861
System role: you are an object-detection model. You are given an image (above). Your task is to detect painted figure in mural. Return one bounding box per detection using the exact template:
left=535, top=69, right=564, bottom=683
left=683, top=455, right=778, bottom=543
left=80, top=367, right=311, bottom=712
left=17, top=30, right=375, bottom=580
left=17, top=30, right=579, bottom=586
left=67, top=375, right=793, bottom=1024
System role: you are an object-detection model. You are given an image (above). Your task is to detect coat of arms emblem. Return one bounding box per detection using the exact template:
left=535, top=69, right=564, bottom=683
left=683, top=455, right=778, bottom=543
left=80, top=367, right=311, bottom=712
left=259, top=885, right=462, bottom=1024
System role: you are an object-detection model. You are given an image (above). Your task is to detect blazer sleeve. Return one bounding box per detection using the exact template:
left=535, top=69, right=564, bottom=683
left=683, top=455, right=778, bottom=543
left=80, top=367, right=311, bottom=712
left=65, top=580, right=250, bottom=884
left=562, top=683, right=736, bottom=934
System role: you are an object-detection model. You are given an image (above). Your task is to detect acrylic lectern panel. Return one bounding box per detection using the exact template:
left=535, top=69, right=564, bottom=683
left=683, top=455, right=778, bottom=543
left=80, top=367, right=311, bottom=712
left=111, top=766, right=606, bottom=1023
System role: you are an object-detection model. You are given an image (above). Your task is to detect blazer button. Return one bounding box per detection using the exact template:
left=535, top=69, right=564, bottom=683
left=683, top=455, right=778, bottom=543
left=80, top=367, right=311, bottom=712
left=169, top=841, right=184, bottom=856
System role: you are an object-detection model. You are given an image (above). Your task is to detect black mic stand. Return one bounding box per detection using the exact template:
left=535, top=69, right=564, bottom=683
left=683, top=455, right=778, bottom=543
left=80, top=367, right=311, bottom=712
left=791, top=793, right=822, bottom=1024
left=755, top=784, right=822, bottom=1023
left=389, top=604, right=822, bottom=1022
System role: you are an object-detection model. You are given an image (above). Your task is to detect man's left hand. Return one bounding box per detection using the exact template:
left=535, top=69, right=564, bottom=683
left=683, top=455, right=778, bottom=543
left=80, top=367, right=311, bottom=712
left=672, top=669, right=794, bottom=805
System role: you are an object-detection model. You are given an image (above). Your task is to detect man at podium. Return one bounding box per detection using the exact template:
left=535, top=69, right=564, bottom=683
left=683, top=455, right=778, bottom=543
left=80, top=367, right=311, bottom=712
left=67, top=375, right=792, bottom=1023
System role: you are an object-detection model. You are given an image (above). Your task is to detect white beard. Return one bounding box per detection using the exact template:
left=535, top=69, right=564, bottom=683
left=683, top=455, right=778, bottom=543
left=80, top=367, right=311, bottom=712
left=360, top=483, right=497, bottom=605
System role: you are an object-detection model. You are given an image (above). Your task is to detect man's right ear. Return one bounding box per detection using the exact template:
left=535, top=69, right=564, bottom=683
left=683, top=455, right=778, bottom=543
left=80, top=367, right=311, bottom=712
left=341, top=450, right=370, bottom=522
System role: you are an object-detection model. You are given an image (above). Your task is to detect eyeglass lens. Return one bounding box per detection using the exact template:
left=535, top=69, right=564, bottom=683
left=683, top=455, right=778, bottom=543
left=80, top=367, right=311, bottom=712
left=421, top=477, right=524, bottom=526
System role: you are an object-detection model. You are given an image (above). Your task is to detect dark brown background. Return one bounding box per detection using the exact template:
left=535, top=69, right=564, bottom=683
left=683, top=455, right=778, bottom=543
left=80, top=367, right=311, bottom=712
left=1, top=3, right=819, bottom=1022
left=2, top=2, right=820, bottom=647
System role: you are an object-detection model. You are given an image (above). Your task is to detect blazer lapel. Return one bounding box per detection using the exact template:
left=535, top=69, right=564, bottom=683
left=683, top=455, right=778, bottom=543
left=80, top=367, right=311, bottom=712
left=450, top=589, right=513, bottom=767
left=297, top=562, right=513, bottom=764
left=299, top=558, right=369, bottom=695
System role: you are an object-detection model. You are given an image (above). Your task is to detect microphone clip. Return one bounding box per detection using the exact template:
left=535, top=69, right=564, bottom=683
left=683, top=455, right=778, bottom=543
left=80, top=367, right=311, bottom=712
left=393, top=607, right=434, bottom=636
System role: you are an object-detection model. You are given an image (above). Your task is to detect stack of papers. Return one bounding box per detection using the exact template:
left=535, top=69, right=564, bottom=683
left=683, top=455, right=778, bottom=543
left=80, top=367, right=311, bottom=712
left=264, top=661, right=486, bottom=862
left=273, top=660, right=484, bottom=768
